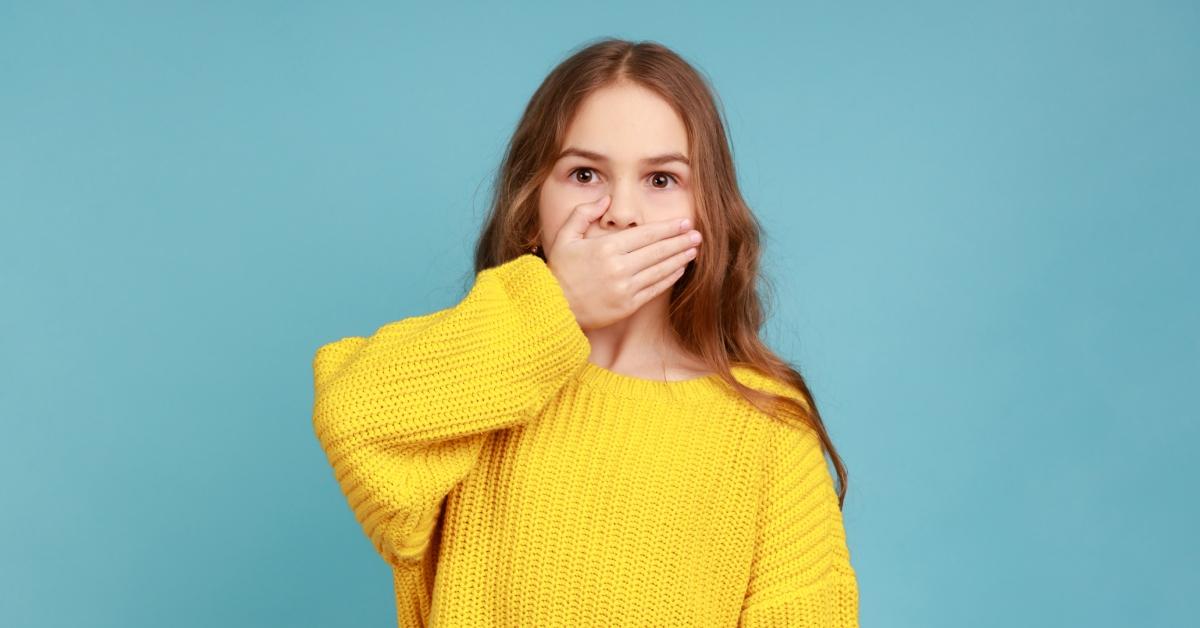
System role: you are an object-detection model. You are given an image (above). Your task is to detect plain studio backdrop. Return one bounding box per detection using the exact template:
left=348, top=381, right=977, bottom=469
left=1, top=2, right=1196, bottom=627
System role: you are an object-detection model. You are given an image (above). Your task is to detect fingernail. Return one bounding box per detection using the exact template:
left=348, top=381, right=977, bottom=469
left=680, top=218, right=692, bottom=230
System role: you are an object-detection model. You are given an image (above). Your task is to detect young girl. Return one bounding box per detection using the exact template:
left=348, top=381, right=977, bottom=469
left=312, top=38, right=859, bottom=627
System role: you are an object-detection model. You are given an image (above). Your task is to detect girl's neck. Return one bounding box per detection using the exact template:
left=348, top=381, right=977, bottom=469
left=582, top=293, right=711, bottom=381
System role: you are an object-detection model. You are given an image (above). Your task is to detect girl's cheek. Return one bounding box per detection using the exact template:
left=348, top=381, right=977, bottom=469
left=561, top=182, right=608, bottom=210
left=647, top=188, right=691, bottom=214
left=540, top=184, right=586, bottom=235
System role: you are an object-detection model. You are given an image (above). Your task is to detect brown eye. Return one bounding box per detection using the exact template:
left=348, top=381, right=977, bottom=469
left=571, top=167, right=596, bottom=184
left=650, top=172, right=679, bottom=189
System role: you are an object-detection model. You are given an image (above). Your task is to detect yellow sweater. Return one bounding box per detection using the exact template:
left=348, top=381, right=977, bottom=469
left=312, top=253, right=859, bottom=627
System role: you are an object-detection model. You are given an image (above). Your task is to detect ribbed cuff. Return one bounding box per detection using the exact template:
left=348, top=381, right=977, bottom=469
left=488, top=254, right=592, bottom=397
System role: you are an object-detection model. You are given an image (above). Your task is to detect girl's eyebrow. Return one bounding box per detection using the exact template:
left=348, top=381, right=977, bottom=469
left=556, top=146, right=690, bottom=168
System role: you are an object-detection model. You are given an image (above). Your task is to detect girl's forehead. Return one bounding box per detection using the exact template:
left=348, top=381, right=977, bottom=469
left=564, top=84, right=688, bottom=150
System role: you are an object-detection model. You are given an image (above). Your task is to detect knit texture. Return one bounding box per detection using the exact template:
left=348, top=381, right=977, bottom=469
left=312, top=253, right=859, bottom=627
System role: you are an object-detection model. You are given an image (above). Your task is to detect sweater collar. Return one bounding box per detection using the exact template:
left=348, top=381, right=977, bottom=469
left=574, top=360, right=725, bottom=400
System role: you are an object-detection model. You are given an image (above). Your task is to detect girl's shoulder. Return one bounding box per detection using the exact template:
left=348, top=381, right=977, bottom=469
left=726, top=364, right=808, bottom=406
left=723, top=364, right=816, bottom=433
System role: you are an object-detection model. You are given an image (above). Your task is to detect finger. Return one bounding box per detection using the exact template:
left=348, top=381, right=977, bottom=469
left=604, top=216, right=692, bottom=254
left=630, top=245, right=696, bottom=304
left=624, top=230, right=701, bottom=274
left=631, top=260, right=689, bottom=310
left=559, top=195, right=611, bottom=244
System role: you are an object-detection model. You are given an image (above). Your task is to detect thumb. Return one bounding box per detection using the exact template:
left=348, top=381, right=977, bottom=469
left=559, top=194, right=610, bottom=243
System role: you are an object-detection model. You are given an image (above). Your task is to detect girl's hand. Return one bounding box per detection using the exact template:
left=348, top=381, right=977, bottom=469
left=545, top=194, right=703, bottom=333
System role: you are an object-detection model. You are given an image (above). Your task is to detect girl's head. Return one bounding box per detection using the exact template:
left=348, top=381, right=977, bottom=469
left=536, top=79, right=695, bottom=253
left=473, top=38, right=849, bottom=506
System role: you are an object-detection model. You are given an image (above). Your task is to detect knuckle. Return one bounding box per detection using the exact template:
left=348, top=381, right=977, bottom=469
left=615, top=277, right=633, bottom=298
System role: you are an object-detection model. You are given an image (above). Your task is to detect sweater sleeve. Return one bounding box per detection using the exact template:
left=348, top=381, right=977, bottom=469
left=737, top=415, right=860, bottom=627
left=311, top=253, right=591, bottom=570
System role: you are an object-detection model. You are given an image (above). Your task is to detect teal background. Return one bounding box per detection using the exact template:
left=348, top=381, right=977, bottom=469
left=2, top=1, right=1196, bottom=626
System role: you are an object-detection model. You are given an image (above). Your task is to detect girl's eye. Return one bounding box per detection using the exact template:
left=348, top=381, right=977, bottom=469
left=649, top=172, right=680, bottom=189
left=569, top=167, right=680, bottom=189
left=571, top=167, right=597, bottom=184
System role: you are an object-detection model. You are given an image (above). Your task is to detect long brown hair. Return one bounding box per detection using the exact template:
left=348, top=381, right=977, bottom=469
left=472, top=37, right=850, bottom=508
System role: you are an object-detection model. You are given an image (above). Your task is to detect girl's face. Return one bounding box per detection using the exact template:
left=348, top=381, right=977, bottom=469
left=537, top=82, right=695, bottom=250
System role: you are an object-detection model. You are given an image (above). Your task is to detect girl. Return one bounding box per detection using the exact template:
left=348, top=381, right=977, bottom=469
left=313, top=38, right=859, bottom=627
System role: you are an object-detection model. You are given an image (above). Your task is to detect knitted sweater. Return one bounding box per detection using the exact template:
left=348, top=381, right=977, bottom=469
left=311, top=253, right=859, bottom=627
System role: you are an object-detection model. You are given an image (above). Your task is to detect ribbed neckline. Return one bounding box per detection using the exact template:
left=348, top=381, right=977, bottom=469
left=576, top=360, right=725, bottom=400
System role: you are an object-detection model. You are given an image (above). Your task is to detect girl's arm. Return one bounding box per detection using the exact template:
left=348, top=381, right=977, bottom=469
left=311, top=254, right=590, bottom=569
left=737, top=418, right=860, bottom=627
